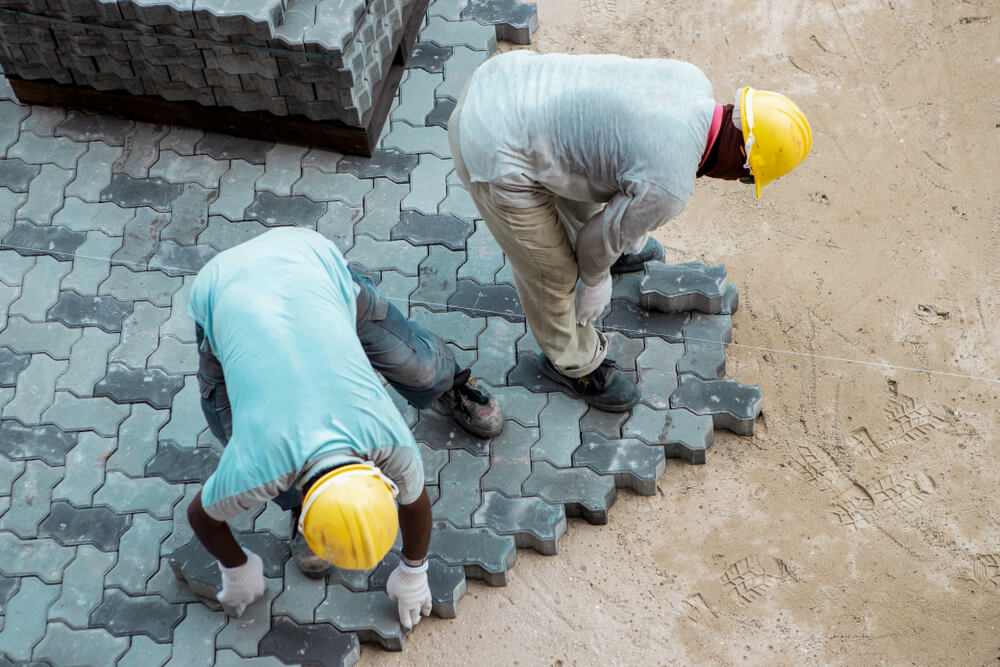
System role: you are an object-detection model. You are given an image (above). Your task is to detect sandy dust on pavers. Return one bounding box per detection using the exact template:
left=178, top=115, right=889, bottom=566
left=363, top=0, right=1000, bottom=664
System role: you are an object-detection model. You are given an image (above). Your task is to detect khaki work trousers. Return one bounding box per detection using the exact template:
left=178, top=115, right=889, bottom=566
left=448, top=93, right=608, bottom=378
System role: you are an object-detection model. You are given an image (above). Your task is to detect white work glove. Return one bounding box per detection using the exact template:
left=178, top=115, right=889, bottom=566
left=217, top=549, right=266, bottom=617
left=386, top=560, right=432, bottom=630
left=575, top=274, right=613, bottom=326
left=624, top=232, right=648, bottom=255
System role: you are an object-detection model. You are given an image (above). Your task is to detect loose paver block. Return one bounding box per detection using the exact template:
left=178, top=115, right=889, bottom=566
left=523, top=460, right=617, bottom=525
left=461, top=0, right=539, bottom=44
left=669, top=374, right=762, bottom=436
left=639, top=261, right=730, bottom=314
left=428, top=520, right=517, bottom=586
left=573, top=431, right=666, bottom=495
left=472, top=490, right=566, bottom=555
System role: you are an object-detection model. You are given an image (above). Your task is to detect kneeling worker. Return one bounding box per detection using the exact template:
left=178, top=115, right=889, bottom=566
left=185, top=227, right=502, bottom=628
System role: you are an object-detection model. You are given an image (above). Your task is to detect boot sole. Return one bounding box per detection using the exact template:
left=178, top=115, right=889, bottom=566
left=538, top=357, right=640, bottom=413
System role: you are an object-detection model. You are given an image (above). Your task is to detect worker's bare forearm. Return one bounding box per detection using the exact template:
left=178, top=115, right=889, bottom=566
left=187, top=490, right=248, bottom=568
left=398, top=488, right=432, bottom=563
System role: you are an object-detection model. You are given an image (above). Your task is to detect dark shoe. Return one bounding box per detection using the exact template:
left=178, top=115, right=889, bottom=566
left=538, top=354, right=640, bottom=412
left=289, top=511, right=332, bottom=579
left=437, top=372, right=504, bottom=438
left=610, top=237, right=665, bottom=274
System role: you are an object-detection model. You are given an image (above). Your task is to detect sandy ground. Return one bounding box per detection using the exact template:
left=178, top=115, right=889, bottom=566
left=363, top=1, right=1000, bottom=664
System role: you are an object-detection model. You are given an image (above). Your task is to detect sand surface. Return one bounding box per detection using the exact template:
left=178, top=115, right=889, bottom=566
left=363, top=1, right=1000, bottom=664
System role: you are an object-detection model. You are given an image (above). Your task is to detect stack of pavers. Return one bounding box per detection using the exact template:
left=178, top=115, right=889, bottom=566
left=0, top=0, right=424, bottom=153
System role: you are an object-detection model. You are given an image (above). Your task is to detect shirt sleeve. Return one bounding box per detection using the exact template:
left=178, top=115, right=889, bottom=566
left=367, top=442, right=425, bottom=506
left=575, top=179, right=687, bottom=286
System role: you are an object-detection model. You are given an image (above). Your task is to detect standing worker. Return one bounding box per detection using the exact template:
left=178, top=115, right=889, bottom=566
left=449, top=51, right=812, bottom=411
left=185, top=227, right=502, bottom=628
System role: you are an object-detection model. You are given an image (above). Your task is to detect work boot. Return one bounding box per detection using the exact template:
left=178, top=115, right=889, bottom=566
left=289, top=510, right=332, bottom=579
left=538, top=354, right=640, bottom=412
left=610, top=237, right=664, bottom=274
left=437, top=369, right=504, bottom=438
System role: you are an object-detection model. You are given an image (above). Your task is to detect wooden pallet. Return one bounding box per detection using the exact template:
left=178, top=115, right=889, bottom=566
left=8, top=0, right=430, bottom=157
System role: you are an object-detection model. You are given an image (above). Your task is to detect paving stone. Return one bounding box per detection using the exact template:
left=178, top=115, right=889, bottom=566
left=522, top=460, right=617, bottom=525
left=112, top=208, right=172, bottom=271
left=461, top=0, right=538, bottom=43
left=636, top=337, right=683, bottom=409
left=146, top=439, right=221, bottom=484
left=374, top=271, right=417, bottom=310
left=438, top=182, right=481, bottom=222
left=0, top=576, right=59, bottom=662
left=0, top=101, right=31, bottom=155
left=0, top=248, right=33, bottom=287
left=573, top=431, right=666, bottom=496
left=38, top=500, right=128, bottom=552
left=47, top=291, right=131, bottom=335
left=0, top=459, right=62, bottom=538
left=316, top=201, right=361, bottom=251
left=117, top=634, right=172, bottom=667
left=420, top=16, right=498, bottom=51
left=56, top=326, right=118, bottom=396
left=0, top=316, right=82, bottom=359
left=410, top=307, right=485, bottom=349
left=411, top=245, right=463, bottom=311
left=88, top=587, right=187, bottom=645
left=611, top=271, right=644, bottom=301
left=9, top=131, right=87, bottom=171
left=506, top=352, right=566, bottom=394
left=106, top=512, right=173, bottom=595
left=93, top=470, right=184, bottom=520
left=214, top=648, right=288, bottom=666
left=1, top=420, right=77, bottom=465
left=160, top=182, right=217, bottom=245
left=115, top=123, right=169, bottom=180
left=448, top=279, right=523, bottom=322
left=367, top=551, right=466, bottom=619
left=2, top=219, right=86, bottom=261
left=293, top=168, right=372, bottom=208
left=150, top=149, right=229, bottom=189
left=106, top=406, right=169, bottom=478
left=159, top=484, right=200, bottom=559
left=437, top=45, right=490, bottom=102
left=149, top=240, right=219, bottom=278
left=639, top=261, right=728, bottom=314
left=669, top=375, right=762, bottom=436
left=626, top=405, right=713, bottom=464
left=433, top=449, right=490, bottom=527
left=0, top=532, right=74, bottom=583
left=9, top=256, right=69, bottom=321
left=148, top=335, right=198, bottom=376
left=301, top=148, right=344, bottom=174
left=338, top=148, right=417, bottom=184
left=425, top=97, right=456, bottom=130
left=165, top=602, right=228, bottom=666
left=603, top=298, right=688, bottom=342
left=607, top=331, right=645, bottom=378
left=156, top=126, right=201, bottom=155
left=256, top=144, right=308, bottom=196
left=216, top=582, right=278, bottom=658
left=100, top=173, right=184, bottom=212
left=198, top=216, right=271, bottom=252
left=51, top=432, right=115, bottom=506
left=0, top=453, right=24, bottom=493
left=494, top=254, right=516, bottom=286
left=406, top=41, right=452, bottom=73
left=3, top=354, right=65, bottom=425
left=196, top=132, right=272, bottom=164
left=346, top=234, right=426, bottom=277
left=253, top=500, right=292, bottom=540
left=0, top=573, right=18, bottom=613
left=209, top=160, right=265, bottom=221
left=392, top=68, right=443, bottom=126
left=52, top=198, right=135, bottom=236
left=0, top=189, right=25, bottom=240
left=65, top=142, right=123, bottom=202
left=315, top=585, right=403, bottom=651
left=530, top=392, right=588, bottom=468
left=55, top=111, right=133, bottom=146
left=155, top=276, right=193, bottom=346
left=391, top=209, right=472, bottom=250
left=428, top=520, right=516, bottom=586
left=677, top=313, right=732, bottom=380
left=32, top=621, right=129, bottom=666
left=21, top=106, right=66, bottom=137
left=244, top=190, right=326, bottom=227
left=382, top=122, right=451, bottom=159
left=271, top=553, right=325, bottom=624
left=413, top=408, right=491, bottom=457
left=457, top=222, right=504, bottom=284
left=472, top=490, right=565, bottom=555
left=485, top=383, right=548, bottom=428
left=0, top=285, right=14, bottom=332
left=101, top=264, right=182, bottom=307
left=258, top=616, right=360, bottom=667
left=478, top=420, right=537, bottom=497
left=47, top=545, right=116, bottom=628
left=0, top=158, right=39, bottom=192
left=355, top=178, right=408, bottom=241
left=470, top=316, right=522, bottom=385
left=158, top=375, right=203, bottom=445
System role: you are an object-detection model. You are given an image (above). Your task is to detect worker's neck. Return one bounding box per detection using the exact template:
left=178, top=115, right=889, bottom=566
left=697, top=104, right=749, bottom=181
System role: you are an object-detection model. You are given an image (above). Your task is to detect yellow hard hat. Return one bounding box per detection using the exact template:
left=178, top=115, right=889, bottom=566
left=297, top=463, right=399, bottom=571
left=738, top=87, right=813, bottom=198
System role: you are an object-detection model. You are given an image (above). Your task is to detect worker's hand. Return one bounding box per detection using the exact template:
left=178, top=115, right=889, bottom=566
left=386, top=560, right=432, bottom=630
left=575, top=274, right=613, bottom=326
left=624, top=233, right=649, bottom=255
left=217, top=549, right=266, bottom=617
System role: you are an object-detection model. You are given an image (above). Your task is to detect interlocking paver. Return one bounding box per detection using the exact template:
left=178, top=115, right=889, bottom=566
left=420, top=16, right=497, bottom=52
left=293, top=168, right=372, bottom=207
left=158, top=484, right=200, bottom=559
left=158, top=375, right=203, bottom=445
left=160, top=182, right=217, bottom=245
left=406, top=42, right=452, bottom=73
left=196, top=132, right=272, bottom=164
left=315, top=585, right=403, bottom=651
left=48, top=290, right=132, bottom=333
left=55, top=111, right=133, bottom=146
left=256, top=143, right=308, bottom=196
left=210, top=159, right=265, bottom=221
left=101, top=264, right=182, bottom=307
left=425, top=97, right=456, bottom=130
left=90, top=588, right=187, bottom=645
left=382, top=122, right=451, bottom=158
left=216, top=583, right=278, bottom=658
left=410, top=307, right=485, bottom=349
left=414, top=408, right=491, bottom=457
left=146, top=439, right=221, bottom=484
left=437, top=45, right=490, bottom=101
left=457, top=222, right=504, bottom=284
left=38, top=501, right=129, bottom=552
left=411, top=245, right=464, bottom=311
left=0, top=100, right=32, bottom=155
left=158, top=275, right=197, bottom=344
left=337, top=148, right=417, bottom=184
left=479, top=420, right=538, bottom=497
left=106, top=512, right=173, bottom=595
left=346, top=234, right=426, bottom=277
left=0, top=317, right=80, bottom=359
left=579, top=406, right=629, bottom=439
left=0, top=533, right=74, bottom=583
left=471, top=316, right=524, bottom=385
left=573, top=431, right=666, bottom=496
left=301, top=148, right=344, bottom=173
left=9, top=131, right=87, bottom=170
left=56, top=326, right=119, bottom=396
left=245, top=190, right=326, bottom=228
left=112, top=207, right=172, bottom=270
left=433, top=449, right=490, bottom=527
left=160, top=127, right=204, bottom=156
left=392, top=68, right=443, bottom=126
left=109, top=301, right=171, bottom=367
left=392, top=209, right=472, bottom=250
left=115, top=123, right=169, bottom=179
left=0, top=248, right=33, bottom=287
left=150, top=149, right=228, bottom=189
left=51, top=431, right=115, bottom=506
left=639, top=261, right=729, bottom=314
left=670, top=374, right=762, bottom=436
left=0, top=189, right=25, bottom=239
left=65, top=141, right=124, bottom=202
left=0, top=576, right=60, bottom=662
left=258, top=616, right=360, bottom=667
left=448, top=279, right=523, bottom=322
left=523, top=460, right=617, bottom=525
left=3, top=354, right=66, bottom=425
left=0, top=347, right=30, bottom=388
left=0, top=453, right=24, bottom=493
left=52, top=198, right=135, bottom=236
left=149, top=239, right=219, bottom=277
left=1, top=420, right=77, bottom=465
left=47, top=545, right=116, bottom=628
left=0, top=459, right=62, bottom=538
left=375, top=270, right=419, bottom=309
left=9, top=256, right=71, bottom=321
left=0, top=157, right=39, bottom=192
left=636, top=337, right=683, bottom=409
left=21, top=106, right=66, bottom=137
left=107, top=405, right=170, bottom=477
left=317, top=201, right=361, bottom=251
left=272, top=553, right=325, bottom=624
left=93, top=470, right=184, bottom=520
left=148, top=335, right=198, bottom=375
left=485, top=382, right=548, bottom=427
left=428, top=520, right=516, bottom=586
left=438, top=182, right=480, bottom=220
left=3, top=219, right=87, bottom=261
left=117, top=634, right=172, bottom=667
left=530, top=392, right=589, bottom=468
left=41, top=391, right=130, bottom=436
left=355, top=178, right=409, bottom=241
left=32, top=621, right=130, bottom=666
left=100, top=173, right=183, bottom=212
left=473, top=490, right=566, bottom=555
